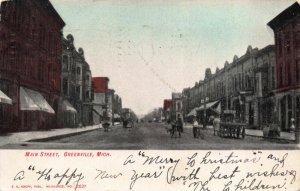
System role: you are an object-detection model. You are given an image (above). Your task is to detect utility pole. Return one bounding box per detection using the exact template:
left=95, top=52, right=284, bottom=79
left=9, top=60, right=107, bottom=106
left=296, top=113, right=300, bottom=144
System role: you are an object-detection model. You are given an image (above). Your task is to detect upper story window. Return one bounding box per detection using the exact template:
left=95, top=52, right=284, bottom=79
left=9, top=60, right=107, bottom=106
left=177, top=102, right=181, bottom=111
left=285, top=33, right=291, bottom=54
left=272, top=67, right=275, bottom=89
left=62, top=55, right=68, bottom=70
left=77, top=67, right=81, bottom=75
left=63, top=78, right=68, bottom=95
left=86, top=75, right=90, bottom=83
left=287, top=62, right=292, bottom=85
left=296, top=60, right=300, bottom=82
left=278, top=34, right=283, bottom=56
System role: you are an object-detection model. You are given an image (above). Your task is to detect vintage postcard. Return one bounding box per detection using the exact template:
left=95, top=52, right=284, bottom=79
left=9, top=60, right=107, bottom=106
left=0, top=0, right=300, bottom=190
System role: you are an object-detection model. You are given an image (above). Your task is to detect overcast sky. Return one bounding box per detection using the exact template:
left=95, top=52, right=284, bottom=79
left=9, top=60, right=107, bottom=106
left=3, top=0, right=296, bottom=116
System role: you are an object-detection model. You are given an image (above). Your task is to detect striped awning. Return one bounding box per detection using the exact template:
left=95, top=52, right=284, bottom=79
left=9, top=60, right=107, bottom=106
left=196, top=101, right=219, bottom=111
left=62, top=100, right=77, bottom=113
left=0, top=90, right=12, bottom=104
left=187, top=108, right=197, bottom=116
left=20, top=87, right=55, bottom=114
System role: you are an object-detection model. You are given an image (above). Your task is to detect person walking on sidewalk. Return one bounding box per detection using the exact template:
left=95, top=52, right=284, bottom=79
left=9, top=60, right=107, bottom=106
left=193, top=117, right=200, bottom=138
left=213, top=114, right=221, bottom=136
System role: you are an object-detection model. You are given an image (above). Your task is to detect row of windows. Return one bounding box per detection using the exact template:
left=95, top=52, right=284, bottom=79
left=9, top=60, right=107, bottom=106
left=2, top=3, right=60, bottom=57
left=188, top=65, right=277, bottom=106
left=277, top=60, right=300, bottom=87
left=62, top=78, right=91, bottom=100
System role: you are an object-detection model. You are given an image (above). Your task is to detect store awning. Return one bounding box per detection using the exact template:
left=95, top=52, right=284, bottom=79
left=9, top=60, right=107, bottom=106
left=187, top=108, right=197, bottom=116
left=196, top=100, right=219, bottom=111
left=0, top=90, right=12, bottom=104
left=114, top=113, right=121, bottom=118
left=20, top=87, right=55, bottom=114
left=62, top=100, right=77, bottom=113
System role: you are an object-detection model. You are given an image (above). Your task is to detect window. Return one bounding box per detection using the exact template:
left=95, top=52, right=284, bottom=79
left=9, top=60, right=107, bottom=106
left=177, top=102, right=181, bottom=111
left=38, top=63, right=43, bottom=81
left=286, top=40, right=291, bottom=53
left=287, top=63, right=292, bottom=85
left=278, top=66, right=282, bottom=87
left=86, top=75, right=89, bottom=82
left=62, top=55, right=68, bottom=70
left=76, top=67, right=81, bottom=75
left=296, top=60, right=300, bottom=82
left=278, top=36, right=282, bottom=56
left=86, top=91, right=90, bottom=99
left=272, top=67, right=275, bottom=89
left=63, top=78, right=68, bottom=95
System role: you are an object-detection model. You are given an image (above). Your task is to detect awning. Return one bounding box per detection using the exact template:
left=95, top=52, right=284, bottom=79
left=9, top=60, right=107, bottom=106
left=93, top=108, right=102, bottom=117
left=93, top=106, right=103, bottom=116
left=187, top=108, right=197, bottom=116
left=196, top=100, right=219, bottom=111
left=114, top=113, right=120, bottom=118
left=20, top=87, right=55, bottom=114
left=62, top=100, right=77, bottom=113
left=0, top=90, right=12, bottom=104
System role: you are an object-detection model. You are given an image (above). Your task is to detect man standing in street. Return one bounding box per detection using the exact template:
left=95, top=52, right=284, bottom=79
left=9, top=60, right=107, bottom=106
left=213, top=114, right=221, bottom=136
left=193, top=117, right=199, bottom=138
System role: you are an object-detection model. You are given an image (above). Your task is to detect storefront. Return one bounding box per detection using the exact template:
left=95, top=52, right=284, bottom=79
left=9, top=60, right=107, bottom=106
left=276, top=90, right=300, bottom=132
left=59, top=99, right=77, bottom=128
left=19, top=87, right=55, bottom=131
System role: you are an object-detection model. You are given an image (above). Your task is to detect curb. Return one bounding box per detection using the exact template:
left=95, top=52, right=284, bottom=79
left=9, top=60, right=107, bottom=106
left=28, top=128, right=100, bottom=142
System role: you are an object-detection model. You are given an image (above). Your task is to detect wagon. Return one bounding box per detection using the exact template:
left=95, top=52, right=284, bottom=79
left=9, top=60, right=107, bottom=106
left=219, top=122, right=246, bottom=139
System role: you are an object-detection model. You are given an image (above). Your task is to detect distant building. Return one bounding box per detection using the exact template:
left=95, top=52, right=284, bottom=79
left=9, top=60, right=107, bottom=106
left=172, top=93, right=183, bottom=121
left=268, top=2, right=300, bottom=131
left=113, top=94, right=122, bottom=122
left=92, top=77, right=109, bottom=125
left=106, top=89, right=115, bottom=124
left=0, top=0, right=65, bottom=132
left=163, top=99, right=172, bottom=122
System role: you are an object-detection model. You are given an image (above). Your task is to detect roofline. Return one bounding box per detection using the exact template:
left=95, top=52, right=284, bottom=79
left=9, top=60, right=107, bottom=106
left=267, top=2, right=300, bottom=30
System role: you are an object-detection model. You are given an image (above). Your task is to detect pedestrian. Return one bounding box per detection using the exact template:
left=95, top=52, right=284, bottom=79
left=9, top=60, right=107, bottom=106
left=176, top=118, right=183, bottom=138
left=192, top=117, right=199, bottom=138
left=290, top=118, right=295, bottom=132
left=213, top=114, right=221, bottom=136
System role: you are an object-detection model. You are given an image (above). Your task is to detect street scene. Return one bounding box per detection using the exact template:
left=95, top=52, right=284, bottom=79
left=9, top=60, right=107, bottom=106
left=0, top=122, right=298, bottom=149
left=0, top=0, right=300, bottom=149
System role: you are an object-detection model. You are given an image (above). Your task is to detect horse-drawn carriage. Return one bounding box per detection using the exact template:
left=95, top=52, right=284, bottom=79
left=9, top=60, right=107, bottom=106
left=218, top=122, right=246, bottom=139
left=215, top=110, right=246, bottom=139
left=122, top=109, right=134, bottom=128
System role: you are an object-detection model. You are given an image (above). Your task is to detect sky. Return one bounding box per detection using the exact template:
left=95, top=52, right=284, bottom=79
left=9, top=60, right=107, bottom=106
left=28, top=0, right=300, bottom=116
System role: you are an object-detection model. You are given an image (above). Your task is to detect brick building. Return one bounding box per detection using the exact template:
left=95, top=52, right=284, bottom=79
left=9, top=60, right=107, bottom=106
left=268, top=2, right=300, bottom=131
left=0, top=0, right=65, bottom=132
left=183, top=45, right=275, bottom=129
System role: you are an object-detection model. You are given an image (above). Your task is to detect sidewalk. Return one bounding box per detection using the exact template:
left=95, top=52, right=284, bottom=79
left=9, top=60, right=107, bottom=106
left=184, top=123, right=296, bottom=141
left=0, top=124, right=102, bottom=147
left=245, top=129, right=295, bottom=141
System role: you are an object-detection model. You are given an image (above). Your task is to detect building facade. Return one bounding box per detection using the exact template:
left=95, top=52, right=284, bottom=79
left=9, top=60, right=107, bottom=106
left=92, top=77, right=109, bottom=125
left=163, top=99, right=172, bottom=122
left=171, top=93, right=183, bottom=121
left=183, top=45, right=276, bottom=129
left=113, top=94, right=122, bottom=122
left=0, top=0, right=65, bottom=132
left=61, top=34, right=93, bottom=128
left=268, top=2, right=300, bottom=131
